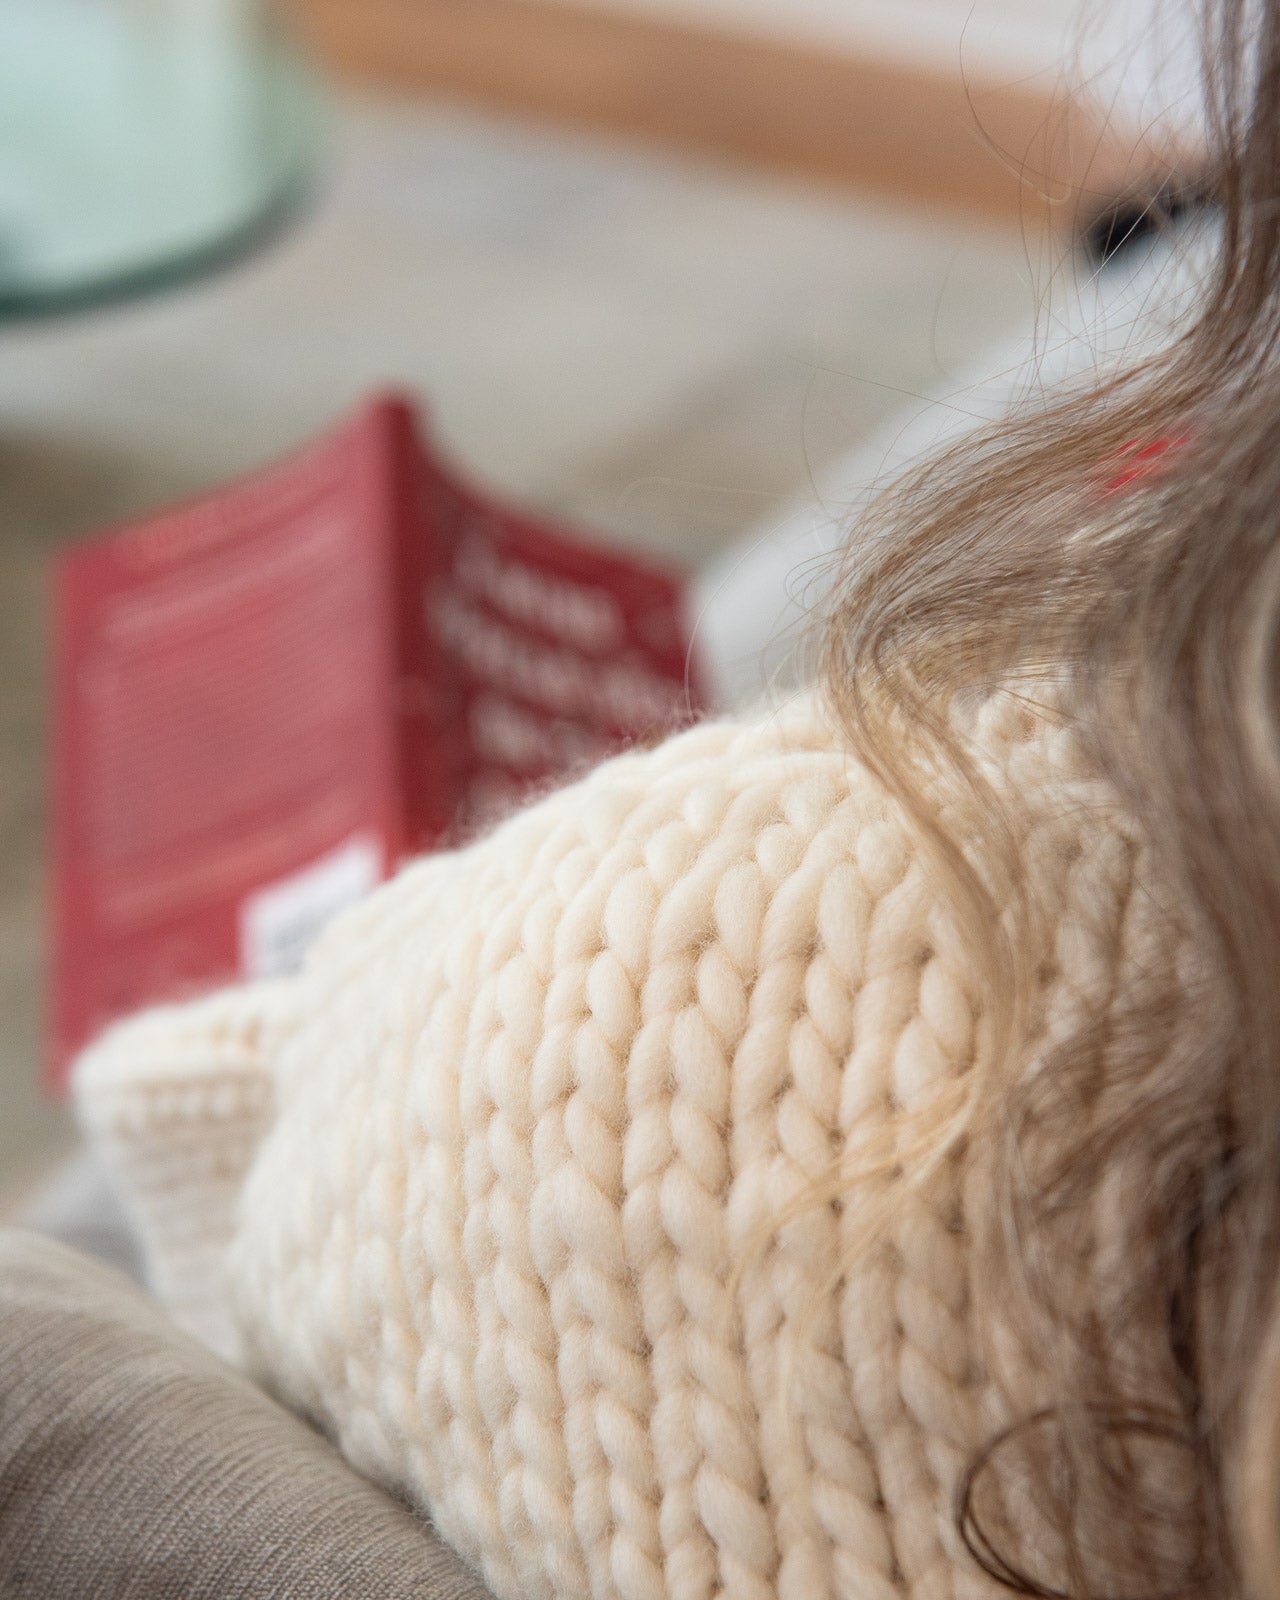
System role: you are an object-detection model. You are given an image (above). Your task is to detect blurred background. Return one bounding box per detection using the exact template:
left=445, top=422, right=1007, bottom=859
left=0, top=0, right=1177, bottom=1202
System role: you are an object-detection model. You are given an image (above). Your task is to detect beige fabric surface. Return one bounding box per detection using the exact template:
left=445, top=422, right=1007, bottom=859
left=0, top=1227, right=498, bottom=1600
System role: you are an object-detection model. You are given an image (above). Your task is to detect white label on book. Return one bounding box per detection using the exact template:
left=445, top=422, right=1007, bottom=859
left=239, top=833, right=382, bottom=980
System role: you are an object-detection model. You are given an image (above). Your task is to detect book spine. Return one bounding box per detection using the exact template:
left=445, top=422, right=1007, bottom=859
left=381, top=397, right=466, bottom=857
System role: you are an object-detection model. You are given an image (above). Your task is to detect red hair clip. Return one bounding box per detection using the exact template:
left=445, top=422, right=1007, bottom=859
left=1101, top=434, right=1190, bottom=496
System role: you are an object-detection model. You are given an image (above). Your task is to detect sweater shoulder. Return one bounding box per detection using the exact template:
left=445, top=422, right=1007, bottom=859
left=302, top=682, right=1118, bottom=990
left=297, top=692, right=892, bottom=984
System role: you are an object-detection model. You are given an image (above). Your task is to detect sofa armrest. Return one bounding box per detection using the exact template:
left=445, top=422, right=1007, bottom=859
left=0, top=1228, right=497, bottom=1600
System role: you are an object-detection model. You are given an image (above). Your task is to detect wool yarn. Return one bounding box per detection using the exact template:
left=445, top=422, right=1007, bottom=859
left=75, top=689, right=1165, bottom=1600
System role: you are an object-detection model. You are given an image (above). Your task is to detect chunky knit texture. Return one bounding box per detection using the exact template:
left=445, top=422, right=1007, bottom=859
left=75, top=688, right=1165, bottom=1600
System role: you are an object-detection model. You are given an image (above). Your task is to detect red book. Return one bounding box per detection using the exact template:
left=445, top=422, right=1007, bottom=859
left=50, top=394, right=703, bottom=1090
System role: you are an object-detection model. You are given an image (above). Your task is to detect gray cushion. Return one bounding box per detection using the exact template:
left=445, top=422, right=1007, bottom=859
left=0, top=1228, right=497, bottom=1600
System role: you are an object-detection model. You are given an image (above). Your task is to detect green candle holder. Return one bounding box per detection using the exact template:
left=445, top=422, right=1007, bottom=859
left=0, top=0, right=323, bottom=315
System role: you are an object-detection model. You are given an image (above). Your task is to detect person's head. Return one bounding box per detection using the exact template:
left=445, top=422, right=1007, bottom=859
left=819, top=5, right=1280, bottom=1596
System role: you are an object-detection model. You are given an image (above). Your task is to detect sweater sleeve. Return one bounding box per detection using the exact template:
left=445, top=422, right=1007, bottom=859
left=74, top=689, right=1026, bottom=1600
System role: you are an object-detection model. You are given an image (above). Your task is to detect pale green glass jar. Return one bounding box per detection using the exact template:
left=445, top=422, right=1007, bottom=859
left=0, top=0, right=322, bottom=313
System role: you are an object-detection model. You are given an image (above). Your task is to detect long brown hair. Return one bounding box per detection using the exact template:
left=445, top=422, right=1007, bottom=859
left=819, top=4, right=1280, bottom=1596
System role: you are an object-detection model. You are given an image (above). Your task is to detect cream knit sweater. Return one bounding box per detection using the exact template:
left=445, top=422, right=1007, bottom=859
left=74, top=688, right=1161, bottom=1600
